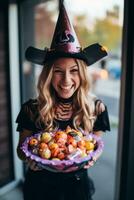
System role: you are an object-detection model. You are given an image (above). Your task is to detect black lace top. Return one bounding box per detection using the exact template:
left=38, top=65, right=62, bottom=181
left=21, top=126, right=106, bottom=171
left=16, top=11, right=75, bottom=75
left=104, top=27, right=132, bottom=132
left=15, top=98, right=110, bottom=133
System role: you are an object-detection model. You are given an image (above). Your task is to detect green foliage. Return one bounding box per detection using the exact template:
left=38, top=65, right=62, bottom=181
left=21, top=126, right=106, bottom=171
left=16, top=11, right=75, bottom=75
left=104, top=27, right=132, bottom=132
left=93, top=18, right=122, bottom=50
left=75, top=12, right=122, bottom=51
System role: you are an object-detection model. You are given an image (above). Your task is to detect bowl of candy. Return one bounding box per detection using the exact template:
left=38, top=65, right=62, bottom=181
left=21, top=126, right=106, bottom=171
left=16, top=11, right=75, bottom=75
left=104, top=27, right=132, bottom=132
left=21, top=126, right=104, bottom=173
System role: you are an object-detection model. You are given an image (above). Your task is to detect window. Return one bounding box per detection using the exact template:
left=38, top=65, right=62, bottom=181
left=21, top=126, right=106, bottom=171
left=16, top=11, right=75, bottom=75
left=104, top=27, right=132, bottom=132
left=19, top=1, right=134, bottom=199
left=63, top=0, right=124, bottom=199
left=19, top=0, right=58, bottom=102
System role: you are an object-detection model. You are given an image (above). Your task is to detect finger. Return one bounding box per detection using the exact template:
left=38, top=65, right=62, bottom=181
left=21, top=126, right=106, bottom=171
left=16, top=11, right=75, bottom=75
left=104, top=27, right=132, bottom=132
left=99, top=102, right=105, bottom=113
left=95, top=101, right=105, bottom=115
left=88, top=161, right=94, bottom=166
left=26, top=160, right=39, bottom=171
left=32, top=165, right=42, bottom=171
left=30, top=163, right=42, bottom=171
left=84, top=161, right=94, bottom=169
left=95, top=101, right=101, bottom=115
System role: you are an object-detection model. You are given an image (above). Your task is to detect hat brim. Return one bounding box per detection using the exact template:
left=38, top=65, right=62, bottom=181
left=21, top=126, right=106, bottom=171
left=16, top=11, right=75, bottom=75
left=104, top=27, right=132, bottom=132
left=25, top=43, right=107, bottom=66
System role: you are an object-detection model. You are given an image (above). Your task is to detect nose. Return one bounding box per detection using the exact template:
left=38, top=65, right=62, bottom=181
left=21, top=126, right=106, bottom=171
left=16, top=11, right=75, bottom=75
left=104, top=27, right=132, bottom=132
left=62, top=71, right=71, bottom=85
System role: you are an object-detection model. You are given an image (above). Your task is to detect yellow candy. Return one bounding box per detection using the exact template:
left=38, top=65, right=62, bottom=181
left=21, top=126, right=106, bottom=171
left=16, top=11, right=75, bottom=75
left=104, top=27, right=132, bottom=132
left=65, top=126, right=72, bottom=134
left=40, top=148, right=51, bottom=159
left=81, top=152, right=88, bottom=158
left=49, top=143, right=59, bottom=150
left=76, top=131, right=83, bottom=137
left=52, top=158, right=60, bottom=161
left=41, top=132, right=52, bottom=143
left=85, top=141, right=95, bottom=151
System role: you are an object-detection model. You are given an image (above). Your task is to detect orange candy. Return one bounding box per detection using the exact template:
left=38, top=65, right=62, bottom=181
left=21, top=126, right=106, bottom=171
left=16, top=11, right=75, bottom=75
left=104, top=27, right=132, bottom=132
left=51, top=148, right=60, bottom=158
left=57, top=152, right=65, bottom=160
left=57, top=138, right=66, bottom=147
left=29, top=138, right=38, bottom=146
left=55, top=131, right=67, bottom=141
left=77, top=140, right=86, bottom=149
left=67, top=136, right=77, bottom=148
left=57, top=147, right=67, bottom=160
left=39, top=142, right=48, bottom=150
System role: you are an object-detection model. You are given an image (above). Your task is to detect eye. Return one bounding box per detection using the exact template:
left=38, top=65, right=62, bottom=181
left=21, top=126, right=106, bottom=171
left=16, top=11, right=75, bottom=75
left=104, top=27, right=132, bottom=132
left=71, top=69, right=79, bottom=73
left=54, top=70, right=63, bottom=73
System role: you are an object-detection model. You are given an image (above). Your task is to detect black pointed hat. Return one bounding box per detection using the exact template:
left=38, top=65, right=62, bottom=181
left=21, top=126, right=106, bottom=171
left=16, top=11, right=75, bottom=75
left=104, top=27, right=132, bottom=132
left=25, top=3, right=107, bottom=66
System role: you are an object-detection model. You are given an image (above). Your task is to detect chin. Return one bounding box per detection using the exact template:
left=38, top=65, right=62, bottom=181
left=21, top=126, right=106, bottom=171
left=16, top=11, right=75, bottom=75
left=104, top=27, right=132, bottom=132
left=59, top=92, right=74, bottom=99
left=60, top=94, right=72, bottom=99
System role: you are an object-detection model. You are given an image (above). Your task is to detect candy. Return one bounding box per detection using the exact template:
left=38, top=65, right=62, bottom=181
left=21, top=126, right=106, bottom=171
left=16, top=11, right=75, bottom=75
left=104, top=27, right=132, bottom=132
left=51, top=148, right=60, bottom=158
left=65, top=126, right=73, bottom=133
left=39, top=142, right=48, bottom=150
left=85, top=141, right=95, bottom=151
left=29, top=138, right=38, bottom=146
left=55, top=131, right=67, bottom=141
left=31, top=148, right=38, bottom=155
left=41, top=132, right=52, bottom=143
left=57, top=151, right=65, bottom=160
left=77, top=140, right=86, bottom=149
left=67, top=148, right=82, bottom=160
left=48, top=143, right=59, bottom=150
left=27, top=127, right=96, bottom=161
left=67, top=136, right=77, bottom=148
left=67, top=144, right=75, bottom=153
left=56, top=138, right=66, bottom=147
left=52, top=158, right=60, bottom=161
left=40, top=148, right=51, bottom=159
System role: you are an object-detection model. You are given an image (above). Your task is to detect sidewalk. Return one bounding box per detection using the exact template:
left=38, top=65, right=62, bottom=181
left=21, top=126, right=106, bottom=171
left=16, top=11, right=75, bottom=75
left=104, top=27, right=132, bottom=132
left=89, top=78, right=119, bottom=200
left=0, top=185, right=23, bottom=200
left=89, top=127, right=118, bottom=200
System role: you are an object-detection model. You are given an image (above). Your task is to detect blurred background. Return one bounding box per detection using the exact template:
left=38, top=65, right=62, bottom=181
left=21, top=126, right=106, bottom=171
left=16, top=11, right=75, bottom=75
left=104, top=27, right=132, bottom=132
left=0, top=0, right=124, bottom=199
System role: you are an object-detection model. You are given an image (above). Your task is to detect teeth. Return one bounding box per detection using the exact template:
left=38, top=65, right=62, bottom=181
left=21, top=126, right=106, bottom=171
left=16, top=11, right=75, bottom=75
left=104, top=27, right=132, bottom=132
left=61, top=86, right=72, bottom=90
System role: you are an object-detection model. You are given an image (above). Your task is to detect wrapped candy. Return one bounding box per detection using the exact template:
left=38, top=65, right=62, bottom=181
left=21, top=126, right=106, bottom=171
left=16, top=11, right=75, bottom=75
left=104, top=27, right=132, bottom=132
left=67, top=148, right=82, bottom=160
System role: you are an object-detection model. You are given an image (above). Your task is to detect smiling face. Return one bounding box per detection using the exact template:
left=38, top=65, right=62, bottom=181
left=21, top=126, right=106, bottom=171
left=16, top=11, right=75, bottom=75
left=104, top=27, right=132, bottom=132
left=52, top=58, right=80, bottom=99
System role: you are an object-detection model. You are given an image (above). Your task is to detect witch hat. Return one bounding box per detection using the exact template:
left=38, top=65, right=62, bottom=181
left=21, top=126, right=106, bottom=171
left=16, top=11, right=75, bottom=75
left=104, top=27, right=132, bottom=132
left=25, top=3, right=107, bottom=66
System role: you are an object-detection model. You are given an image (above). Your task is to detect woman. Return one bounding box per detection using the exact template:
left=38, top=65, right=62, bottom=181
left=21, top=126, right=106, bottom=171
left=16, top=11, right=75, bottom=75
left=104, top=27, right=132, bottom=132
left=16, top=3, right=110, bottom=200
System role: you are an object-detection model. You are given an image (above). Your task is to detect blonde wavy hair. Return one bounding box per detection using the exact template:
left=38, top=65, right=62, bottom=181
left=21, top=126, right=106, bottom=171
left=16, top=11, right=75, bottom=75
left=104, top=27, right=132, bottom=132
left=37, top=59, right=96, bottom=132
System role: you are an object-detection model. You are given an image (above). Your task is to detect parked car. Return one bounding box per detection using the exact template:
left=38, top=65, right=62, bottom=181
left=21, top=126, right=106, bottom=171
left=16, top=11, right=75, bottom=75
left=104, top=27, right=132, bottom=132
left=107, top=59, right=121, bottom=79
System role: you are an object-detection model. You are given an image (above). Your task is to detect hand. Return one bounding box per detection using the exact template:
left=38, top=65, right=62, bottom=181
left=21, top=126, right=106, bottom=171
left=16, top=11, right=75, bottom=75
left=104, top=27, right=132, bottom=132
left=84, top=150, right=103, bottom=169
left=25, top=158, right=42, bottom=171
left=84, top=160, right=94, bottom=169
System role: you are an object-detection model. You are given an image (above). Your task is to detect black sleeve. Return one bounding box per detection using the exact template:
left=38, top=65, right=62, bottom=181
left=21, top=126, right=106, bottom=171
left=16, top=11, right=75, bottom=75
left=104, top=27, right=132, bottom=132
left=15, top=100, right=37, bottom=132
left=93, top=103, right=111, bottom=132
